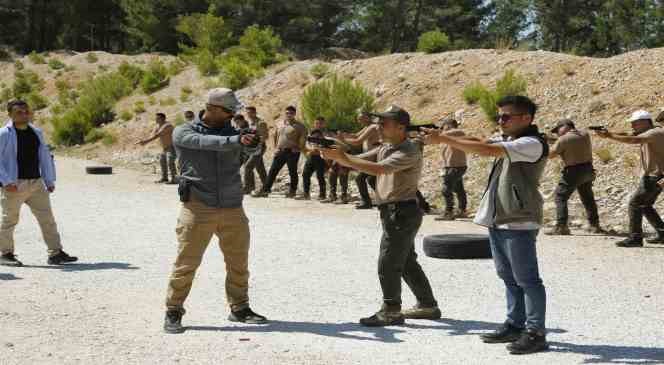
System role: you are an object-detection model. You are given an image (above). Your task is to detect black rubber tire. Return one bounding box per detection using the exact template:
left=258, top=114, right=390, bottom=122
left=423, top=234, right=492, bottom=259
left=85, top=166, right=113, bottom=175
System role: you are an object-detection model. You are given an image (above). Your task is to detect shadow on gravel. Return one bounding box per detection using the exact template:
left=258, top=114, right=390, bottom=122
left=188, top=320, right=411, bottom=343
left=548, top=341, right=664, bottom=364
left=0, top=273, right=21, bottom=280
left=427, top=318, right=566, bottom=336
left=24, top=262, right=140, bottom=271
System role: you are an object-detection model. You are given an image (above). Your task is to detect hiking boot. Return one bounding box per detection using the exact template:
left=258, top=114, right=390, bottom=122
left=251, top=190, right=269, bottom=198
left=295, top=193, right=311, bottom=200
left=285, top=191, right=296, bottom=199
left=455, top=209, right=469, bottom=219
left=321, top=194, right=337, bottom=204
left=334, top=194, right=350, bottom=204
left=435, top=211, right=456, bottom=221
left=355, top=202, right=373, bottom=210
left=544, top=225, right=571, bottom=236
left=402, top=304, right=442, bottom=320
left=228, top=307, right=268, bottom=324
left=359, top=310, right=405, bottom=327
left=480, top=321, right=524, bottom=343
left=615, top=236, right=643, bottom=247
left=646, top=232, right=664, bottom=244
left=585, top=224, right=606, bottom=234
left=47, top=251, right=78, bottom=265
left=163, top=310, right=185, bottom=334
left=0, top=253, right=23, bottom=267
left=506, top=329, right=549, bottom=355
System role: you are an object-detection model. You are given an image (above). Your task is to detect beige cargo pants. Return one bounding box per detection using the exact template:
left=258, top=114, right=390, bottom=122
left=0, top=179, right=63, bottom=256
left=166, top=197, right=251, bottom=312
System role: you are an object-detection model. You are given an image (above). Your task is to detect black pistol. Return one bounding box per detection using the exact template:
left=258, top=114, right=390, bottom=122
left=406, top=123, right=439, bottom=132
left=588, top=126, right=608, bottom=132
left=306, top=136, right=336, bottom=148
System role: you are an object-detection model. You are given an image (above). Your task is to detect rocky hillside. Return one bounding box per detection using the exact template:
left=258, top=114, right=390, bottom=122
left=1, top=48, right=664, bottom=233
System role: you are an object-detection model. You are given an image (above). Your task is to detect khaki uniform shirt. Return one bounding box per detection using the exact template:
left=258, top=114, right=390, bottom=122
left=248, top=117, right=269, bottom=142
left=154, top=123, right=174, bottom=150
left=551, top=129, right=593, bottom=167
left=359, top=138, right=422, bottom=205
left=441, top=129, right=468, bottom=168
left=276, top=120, right=307, bottom=151
left=640, top=127, right=664, bottom=176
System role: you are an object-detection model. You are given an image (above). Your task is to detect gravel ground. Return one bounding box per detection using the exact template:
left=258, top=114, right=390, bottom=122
left=1, top=157, right=663, bottom=365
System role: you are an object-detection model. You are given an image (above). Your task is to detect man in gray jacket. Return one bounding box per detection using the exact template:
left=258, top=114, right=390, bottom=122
left=164, top=88, right=267, bottom=334
left=425, top=96, right=549, bottom=355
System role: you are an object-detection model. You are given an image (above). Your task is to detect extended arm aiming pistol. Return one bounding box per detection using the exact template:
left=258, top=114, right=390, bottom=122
left=306, top=136, right=336, bottom=148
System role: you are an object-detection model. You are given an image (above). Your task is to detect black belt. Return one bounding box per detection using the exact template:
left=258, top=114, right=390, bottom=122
left=378, top=200, right=418, bottom=211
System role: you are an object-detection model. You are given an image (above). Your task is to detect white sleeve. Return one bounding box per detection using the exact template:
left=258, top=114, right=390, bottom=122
left=498, top=137, right=544, bottom=163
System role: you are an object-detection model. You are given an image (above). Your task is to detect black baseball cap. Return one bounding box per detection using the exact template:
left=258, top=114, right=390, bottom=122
left=369, top=105, right=411, bottom=125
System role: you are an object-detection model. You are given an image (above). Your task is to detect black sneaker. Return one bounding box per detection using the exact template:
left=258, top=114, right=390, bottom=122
left=646, top=234, right=664, bottom=244
left=47, top=251, right=78, bottom=265
left=359, top=310, right=405, bottom=327
left=402, top=304, right=442, bottom=320
left=355, top=203, right=373, bottom=210
left=506, top=329, right=549, bottom=355
left=480, top=321, right=524, bottom=343
left=0, top=253, right=23, bottom=267
left=615, top=237, right=643, bottom=247
left=164, top=310, right=185, bottom=334
left=228, top=307, right=268, bottom=324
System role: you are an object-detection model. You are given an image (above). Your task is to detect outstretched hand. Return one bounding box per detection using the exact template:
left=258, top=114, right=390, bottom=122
left=594, top=129, right=612, bottom=139
left=319, top=146, right=347, bottom=162
left=421, top=127, right=443, bottom=145
left=240, top=133, right=258, bottom=146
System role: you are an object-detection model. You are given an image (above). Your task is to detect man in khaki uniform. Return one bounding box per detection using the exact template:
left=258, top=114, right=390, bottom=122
left=136, top=113, right=177, bottom=184
left=0, top=100, right=78, bottom=267
left=253, top=105, right=306, bottom=198
left=596, top=110, right=664, bottom=247
left=546, top=119, right=602, bottom=235
left=339, top=112, right=381, bottom=209
left=164, top=88, right=266, bottom=334
left=435, top=117, right=469, bottom=221
left=242, top=106, right=269, bottom=194
left=321, top=105, right=440, bottom=327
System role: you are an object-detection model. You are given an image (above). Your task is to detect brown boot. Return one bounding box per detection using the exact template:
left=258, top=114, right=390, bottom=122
left=402, top=304, right=442, bottom=320
left=321, top=194, right=337, bottom=204
left=334, top=194, right=350, bottom=204
left=545, top=225, right=571, bottom=236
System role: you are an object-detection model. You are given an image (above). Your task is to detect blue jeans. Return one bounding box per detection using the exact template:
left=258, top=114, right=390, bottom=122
left=488, top=228, right=546, bottom=332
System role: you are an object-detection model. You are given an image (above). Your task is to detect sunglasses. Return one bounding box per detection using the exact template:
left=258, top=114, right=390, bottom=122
left=497, top=113, right=526, bottom=123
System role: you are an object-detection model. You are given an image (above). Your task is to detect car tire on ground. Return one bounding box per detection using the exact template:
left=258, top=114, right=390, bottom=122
left=423, top=234, right=492, bottom=259
left=85, top=166, right=113, bottom=175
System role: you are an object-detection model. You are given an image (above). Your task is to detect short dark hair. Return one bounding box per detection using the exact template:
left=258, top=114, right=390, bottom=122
left=184, top=110, right=194, bottom=115
left=496, top=95, right=537, bottom=118
left=246, top=106, right=257, bottom=112
left=7, top=99, right=28, bottom=113
left=156, top=112, right=166, bottom=120
left=285, top=105, right=296, bottom=113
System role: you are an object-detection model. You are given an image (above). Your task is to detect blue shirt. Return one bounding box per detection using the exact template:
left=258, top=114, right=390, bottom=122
left=0, top=120, right=56, bottom=187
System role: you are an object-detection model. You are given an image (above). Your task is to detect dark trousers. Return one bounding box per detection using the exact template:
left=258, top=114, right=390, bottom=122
left=378, top=202, right=437, bottom=309
left=329, top=163, right=349, bottom=196
left=264, top=149, right=300, bottom=194
left=243, top=145, right=267, bottom=192
left=628, top=175, right=664, bottom=238
left=554, top=163, right=599, bottom=226
left=302, top=155, right=327, bottom=196
left=355, top=172, right=376, bottom=205
left=160, top=145, right=177, bottom=181
left=442, top=167, right=468, bottom=212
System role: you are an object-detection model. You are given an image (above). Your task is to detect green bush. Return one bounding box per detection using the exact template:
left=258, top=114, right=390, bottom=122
left=462, top=81, right=487, bottom=105
left=118, top=61, right=145, bottom=88
left=133, top=100, right=146, bottom=114
left=219, top=57, right=263, bottom=90
left=86, top=53, right=98, bottom=63
left=159, top=97, right=177, bottom=106
left=102, top=132, right=117, bottom=146
left=310, top=63, right=330, bottom=79
left=300, top=73, right=374, bottom=131
left=120, top=110, right=133, bottom=121
left=0, top=88, right=12, bottom=103
left=176, top=13, right=232, bottom=55
left=147, top=95, right=156, bottom=105
left=417, top=30, right=451, bottom=54
left=168, top=58, right=187, bottom=76
left=84, top=128, right=107, bottom=144
left=12, top=70, right=44, bottom=99
left=14, top=60, right=24, bottom=70
left=51, top=72, right=132, bottom=145
left=466, top=69, right=528, bottom=122
left=48, top=59, right=66, bottom=70
left=141, top=59, right=170, bottom=94
left=28, top=51, right=46, bottom=64
left=26, top=92, right=48, bottom=110
left=238, top=25, right=283, bottom=67
left=191, top=49, right=220, bottom=76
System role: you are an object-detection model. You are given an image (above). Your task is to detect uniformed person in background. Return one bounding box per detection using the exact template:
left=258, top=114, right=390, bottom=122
left=321, top=105, right=440, bottom=327
left=546, top=119, right=603, bottom=235
left=253, top=105, right=306, bottom=198
left=339, top=111, right=381, bottom=209
left=595, top=110, right=664, bottom=247
left=297, top=116, right=330, bottom=200
left=243, top=106, right=269, bottom=194
left=435, top=117, right=469, bottom=221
